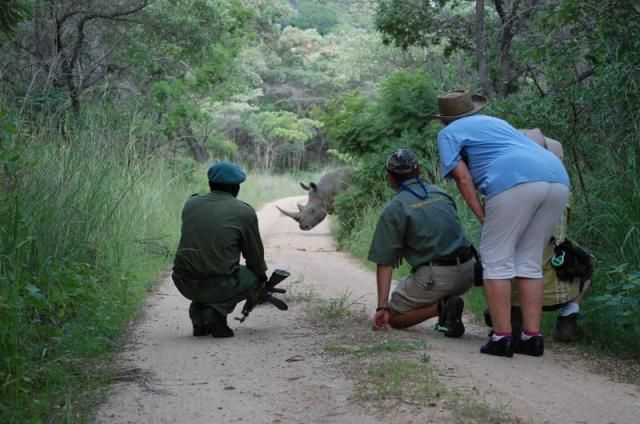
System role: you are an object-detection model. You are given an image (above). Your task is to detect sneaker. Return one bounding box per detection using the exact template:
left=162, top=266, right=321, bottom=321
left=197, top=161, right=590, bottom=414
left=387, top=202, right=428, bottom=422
left=204, top=307, right=234, bottom=338
left=514, top=335, right=544, bottom=356
left=555, top=313, right=583, bottom=343
left=480, top=336, right=514, bottom=357
left=443, top=295, right=465, bottom=338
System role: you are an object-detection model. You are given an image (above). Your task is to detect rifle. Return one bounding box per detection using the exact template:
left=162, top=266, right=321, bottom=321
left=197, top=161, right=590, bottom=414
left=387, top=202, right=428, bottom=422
left=235, top=269, right=290, bottom=323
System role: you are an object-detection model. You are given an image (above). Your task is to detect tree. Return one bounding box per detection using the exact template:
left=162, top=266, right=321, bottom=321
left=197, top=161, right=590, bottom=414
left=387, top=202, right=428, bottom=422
left=20, top=0, right=151, bottom=114
left=374, top=0, right=544, bottom=98
left=0, top=0, right=31, bottom=37
left=244, top=110, right=320, bottom=171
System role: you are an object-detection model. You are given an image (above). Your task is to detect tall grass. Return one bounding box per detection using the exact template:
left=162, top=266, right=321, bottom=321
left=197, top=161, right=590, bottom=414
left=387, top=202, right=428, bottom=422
left=0, top=106, right=191, bottom=422
left=0, top=104, right=304, bottom=422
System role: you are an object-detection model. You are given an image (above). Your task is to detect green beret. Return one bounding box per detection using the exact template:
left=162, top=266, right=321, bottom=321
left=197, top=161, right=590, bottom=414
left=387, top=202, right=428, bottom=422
left=207, top=161, right=246, bottom=185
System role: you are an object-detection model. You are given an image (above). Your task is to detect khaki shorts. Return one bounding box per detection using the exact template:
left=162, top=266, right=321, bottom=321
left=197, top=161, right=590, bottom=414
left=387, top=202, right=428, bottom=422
left=480, top=182, right=569, bottom=279
left=389, top=259, right=475, bottom=314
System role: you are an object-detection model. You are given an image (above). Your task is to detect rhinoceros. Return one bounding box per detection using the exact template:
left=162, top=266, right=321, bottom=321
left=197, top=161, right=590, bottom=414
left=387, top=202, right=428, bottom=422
left=277, top=168, right=354, bottom=230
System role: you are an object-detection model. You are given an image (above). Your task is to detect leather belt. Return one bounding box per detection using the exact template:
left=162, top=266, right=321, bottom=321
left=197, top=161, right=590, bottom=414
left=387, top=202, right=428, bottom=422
left=423, top=246, right=475, bottom=268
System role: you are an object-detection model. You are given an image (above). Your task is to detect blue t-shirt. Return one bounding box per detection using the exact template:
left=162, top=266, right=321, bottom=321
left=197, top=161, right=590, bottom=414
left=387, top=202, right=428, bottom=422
left=437, top=115, right=570, bottom=198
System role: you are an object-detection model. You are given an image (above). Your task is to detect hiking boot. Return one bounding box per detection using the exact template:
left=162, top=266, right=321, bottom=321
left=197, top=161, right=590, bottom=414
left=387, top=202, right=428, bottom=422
left=443, top=295, right=465, bottom=338
left=192, top=324, right=211, bottom=337
left=435, top=296, right=450, bottom=332
left=555, top=313, right=583, bottom=343
left=204, top=307, right=234, bottom=338
left=480, top=336, right=514, bottom=357
left=514, top=335, right=544, bottom=356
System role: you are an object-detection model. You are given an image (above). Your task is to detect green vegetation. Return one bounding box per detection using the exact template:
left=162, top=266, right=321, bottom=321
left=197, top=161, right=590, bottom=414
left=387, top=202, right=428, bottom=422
left=0, top=101, right=303, bottom=421
left=355, top=359, right=445, bottom=402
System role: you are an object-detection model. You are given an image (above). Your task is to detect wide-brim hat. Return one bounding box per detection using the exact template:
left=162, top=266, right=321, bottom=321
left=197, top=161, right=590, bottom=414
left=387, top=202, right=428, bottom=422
left=428, top=90, right=487, bottom=121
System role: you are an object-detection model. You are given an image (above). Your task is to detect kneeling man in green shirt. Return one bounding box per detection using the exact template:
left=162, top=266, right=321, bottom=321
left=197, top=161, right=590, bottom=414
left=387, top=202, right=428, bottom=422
left=172, top=161, right=268, bottom=338
left=369, top=149, right=476, bottom=337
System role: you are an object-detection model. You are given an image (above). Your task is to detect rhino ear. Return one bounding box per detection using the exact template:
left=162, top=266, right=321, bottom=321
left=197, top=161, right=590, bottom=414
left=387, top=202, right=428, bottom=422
left=310, top=182, right=318, bottom=191
left=300, top=182, right=310, bottom=191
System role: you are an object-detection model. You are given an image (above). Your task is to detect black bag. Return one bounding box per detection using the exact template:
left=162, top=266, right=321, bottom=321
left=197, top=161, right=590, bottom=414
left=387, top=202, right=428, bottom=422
left=551, top=238, right=594, bottom=281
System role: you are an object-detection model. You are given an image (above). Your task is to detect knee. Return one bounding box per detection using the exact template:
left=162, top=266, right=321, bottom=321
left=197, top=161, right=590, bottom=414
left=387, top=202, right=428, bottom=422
left=388, top=313, right=407, bottom=329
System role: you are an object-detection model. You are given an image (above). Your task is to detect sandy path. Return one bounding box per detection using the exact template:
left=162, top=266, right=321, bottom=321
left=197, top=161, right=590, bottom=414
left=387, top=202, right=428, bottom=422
left=95, top=196, right=639, bottom=424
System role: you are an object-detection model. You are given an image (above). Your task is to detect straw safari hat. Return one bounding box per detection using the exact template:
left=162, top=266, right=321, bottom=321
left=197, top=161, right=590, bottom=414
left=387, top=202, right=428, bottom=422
left=428, top=90, right=487, bottom=121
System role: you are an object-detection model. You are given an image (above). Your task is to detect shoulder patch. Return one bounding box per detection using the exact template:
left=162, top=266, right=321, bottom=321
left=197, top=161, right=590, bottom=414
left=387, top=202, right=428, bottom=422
left=190, top=193, right=199, bottom=198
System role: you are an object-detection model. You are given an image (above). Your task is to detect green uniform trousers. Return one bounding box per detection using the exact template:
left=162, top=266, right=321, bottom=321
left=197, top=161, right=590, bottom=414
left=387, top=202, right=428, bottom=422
left=172, top=266, right=259, bottom=325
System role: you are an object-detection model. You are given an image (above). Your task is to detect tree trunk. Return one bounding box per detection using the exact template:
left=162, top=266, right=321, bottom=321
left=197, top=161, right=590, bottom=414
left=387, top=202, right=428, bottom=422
left=494, top=0, right=520, bottom=98
left=475, top=0, right=494, bottom=98
left=184, top=124, right=209, bottom=163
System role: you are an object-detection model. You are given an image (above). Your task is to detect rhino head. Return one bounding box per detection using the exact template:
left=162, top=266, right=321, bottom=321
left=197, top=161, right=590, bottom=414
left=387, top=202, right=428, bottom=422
left=276, top=168, right=353, bottom=231
left=276, top=182, right=330, bottom=231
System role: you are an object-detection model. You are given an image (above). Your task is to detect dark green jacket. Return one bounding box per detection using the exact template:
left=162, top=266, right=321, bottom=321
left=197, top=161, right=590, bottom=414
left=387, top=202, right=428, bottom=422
left=173, top=191, right=267, bottom=282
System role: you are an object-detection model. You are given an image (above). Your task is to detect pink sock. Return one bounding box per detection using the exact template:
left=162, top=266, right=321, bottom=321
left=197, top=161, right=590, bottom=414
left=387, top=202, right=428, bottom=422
left=491, top=331, right=512, bottom=341
left=521, top=331, right=541, bottom=340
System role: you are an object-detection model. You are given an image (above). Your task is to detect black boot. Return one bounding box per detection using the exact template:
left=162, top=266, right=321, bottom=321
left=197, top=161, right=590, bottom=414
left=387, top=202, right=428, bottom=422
left=555, top=313, right=583, bottom=343
left=192, top=324, right=211, bottom=337
left=480, top=336, right=514, bottom=357
left=443, top=295, right=465, bottom=338
left=204, top=307, right=234, bottom=338
left=436, top=296, right=450, bottom=332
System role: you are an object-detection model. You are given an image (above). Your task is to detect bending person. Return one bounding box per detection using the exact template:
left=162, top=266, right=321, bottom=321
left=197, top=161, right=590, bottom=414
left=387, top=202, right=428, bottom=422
left=431, top=90, right=570, bottom=357
left=514, top=129, right=592, bottom=342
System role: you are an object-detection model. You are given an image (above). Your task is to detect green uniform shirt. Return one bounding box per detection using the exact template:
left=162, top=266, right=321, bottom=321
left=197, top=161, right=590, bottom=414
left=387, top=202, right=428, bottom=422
left=173, top=191, right=267, bottom=280
left=368, top=179, right=470, bottom=268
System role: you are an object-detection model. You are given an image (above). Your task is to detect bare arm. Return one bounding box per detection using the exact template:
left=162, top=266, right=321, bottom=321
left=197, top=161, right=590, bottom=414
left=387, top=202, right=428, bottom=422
left=450, top=160, right=485, bottom=223
left=372, top=264, right=394, bottom=330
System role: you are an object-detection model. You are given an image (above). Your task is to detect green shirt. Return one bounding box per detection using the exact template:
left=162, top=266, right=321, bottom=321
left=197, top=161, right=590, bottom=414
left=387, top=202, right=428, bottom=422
left=173, top=191, right=267, bottom=279
left=368, top=179, right=470, bottom=268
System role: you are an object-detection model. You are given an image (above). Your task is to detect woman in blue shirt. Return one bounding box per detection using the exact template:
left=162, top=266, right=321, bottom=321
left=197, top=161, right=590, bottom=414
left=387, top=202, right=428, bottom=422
left=431, top=90, right=570, bottom=357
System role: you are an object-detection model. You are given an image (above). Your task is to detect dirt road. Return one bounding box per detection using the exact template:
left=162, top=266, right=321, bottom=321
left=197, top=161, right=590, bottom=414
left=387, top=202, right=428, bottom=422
left=95, top=196, right=639, bottom=424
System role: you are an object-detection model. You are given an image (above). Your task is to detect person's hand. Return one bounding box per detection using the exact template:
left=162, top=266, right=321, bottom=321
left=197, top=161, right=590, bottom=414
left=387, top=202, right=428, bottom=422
left=372, top=309, right=390, bottom=331
left=393, top=255, right=403, bottom=269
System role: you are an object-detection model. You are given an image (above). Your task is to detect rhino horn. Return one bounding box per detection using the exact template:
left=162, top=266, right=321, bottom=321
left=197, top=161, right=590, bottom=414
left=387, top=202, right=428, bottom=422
left=276, top=205, right=301, bottom=222
left=297, top=203, right=305, bottom=212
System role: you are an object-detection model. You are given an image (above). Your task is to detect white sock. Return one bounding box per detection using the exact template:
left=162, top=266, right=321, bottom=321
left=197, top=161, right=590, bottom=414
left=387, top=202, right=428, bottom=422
left=491, top=333, right=509, bottom=341
left=559, top=302, right=580, bottom=317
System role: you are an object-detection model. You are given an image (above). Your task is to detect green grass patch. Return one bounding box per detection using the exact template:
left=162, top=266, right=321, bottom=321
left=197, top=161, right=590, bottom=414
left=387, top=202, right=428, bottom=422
left=354, top=359, right=445, bottom=403
left=325, top=339, right=422, bottom=357
left=304, top=290, right=369, bottom=327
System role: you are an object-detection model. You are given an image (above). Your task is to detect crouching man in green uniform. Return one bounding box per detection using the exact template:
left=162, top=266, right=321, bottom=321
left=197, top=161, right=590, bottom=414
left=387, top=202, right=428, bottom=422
left=370, top=149, right=476, bottom=337
left=172, top=161, right=267, bottom=338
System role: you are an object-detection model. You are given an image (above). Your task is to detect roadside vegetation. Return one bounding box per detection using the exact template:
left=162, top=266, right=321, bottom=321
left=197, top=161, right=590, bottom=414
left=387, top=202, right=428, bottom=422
left=1, top=0, right=638, bottom=421
left=0, top=102, right=304, bottom=422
